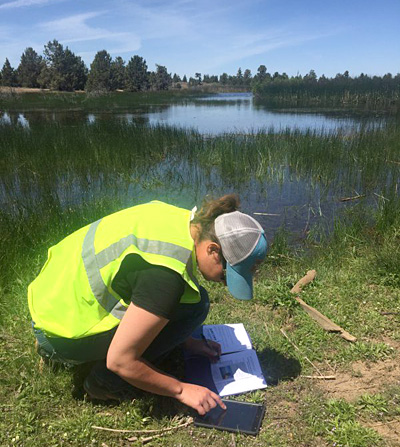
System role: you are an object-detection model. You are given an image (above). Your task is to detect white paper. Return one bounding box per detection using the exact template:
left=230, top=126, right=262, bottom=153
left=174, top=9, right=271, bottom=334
left=202, top=323, right=252, bottom=354
left=200, top=323, right=267, bottom=397
left=210, top=349, right=267, bottom=396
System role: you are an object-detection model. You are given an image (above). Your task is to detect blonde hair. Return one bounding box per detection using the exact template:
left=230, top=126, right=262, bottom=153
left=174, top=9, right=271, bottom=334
left=192, top=194, right=240, bottom=243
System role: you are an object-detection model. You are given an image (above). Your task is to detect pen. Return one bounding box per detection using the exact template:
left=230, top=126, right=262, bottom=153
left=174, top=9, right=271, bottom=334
left=201, top=334, right=220, bottom=360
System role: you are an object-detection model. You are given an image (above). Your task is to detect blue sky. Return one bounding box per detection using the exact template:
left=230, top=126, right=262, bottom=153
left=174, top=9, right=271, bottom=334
left=0, top=0, right=399, bottom=78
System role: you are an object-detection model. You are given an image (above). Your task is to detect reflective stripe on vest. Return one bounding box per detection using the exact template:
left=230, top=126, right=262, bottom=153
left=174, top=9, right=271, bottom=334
left=82, top=217, right=196, bottom=320
left=28, top=201, right=200, bottom=338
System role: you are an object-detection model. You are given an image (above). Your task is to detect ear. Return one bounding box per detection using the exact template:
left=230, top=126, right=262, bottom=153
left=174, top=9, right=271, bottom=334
left=207, top=242, right=221, bottom=256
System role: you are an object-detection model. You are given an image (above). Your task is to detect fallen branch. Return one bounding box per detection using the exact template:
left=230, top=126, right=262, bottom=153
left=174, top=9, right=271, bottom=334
left=92, top=426, right=139, bottom=434
left=301, top=375, right=336, bottom=380
left=339, top=194, right=365, bottom=202
left=92, top=417, right=193, bottom=437
left=127, top=418, right=193, bottom=443
left=294, top=296, right=357, bottom=342
left=290, top=271, right=357, bottom=342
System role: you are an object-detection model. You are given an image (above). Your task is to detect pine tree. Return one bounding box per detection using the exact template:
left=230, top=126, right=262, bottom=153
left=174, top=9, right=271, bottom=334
left=126, top=55, right=149, bottom=91
left=17, top=48, right=42, bottom=88
left=243, top=69, right=252, bottom=86
left=40, top=40, right=87, bottom=91
left=86, top=50, right=113, bottom=92
left=219, top=73, right=228, bottom=85
left=150, top=65, right=171, bottom=90
left=1, top=58, right=17, bottom=86
left=111, top=57, right=126, bottom=90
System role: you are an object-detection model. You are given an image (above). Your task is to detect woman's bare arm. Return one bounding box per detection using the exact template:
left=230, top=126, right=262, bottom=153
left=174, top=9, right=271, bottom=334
left=106, top=303, right=225, bottom=415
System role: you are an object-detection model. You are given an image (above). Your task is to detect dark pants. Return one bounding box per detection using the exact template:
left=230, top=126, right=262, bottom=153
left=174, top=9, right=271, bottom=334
left=34, top=286, right=210, bottom=366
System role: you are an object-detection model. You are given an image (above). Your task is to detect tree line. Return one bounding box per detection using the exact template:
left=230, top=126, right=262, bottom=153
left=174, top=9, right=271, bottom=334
left=0, top=40, right=174, bottom=92
left=1, top=40, right=399, bottom=107
left=251, top=68, right=400, bottom=109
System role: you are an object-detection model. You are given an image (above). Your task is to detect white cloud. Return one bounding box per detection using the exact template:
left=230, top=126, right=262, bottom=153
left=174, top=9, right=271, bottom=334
left=38, top=11, right=141, bottom=57
left=0, top=0, right=56, bottom=10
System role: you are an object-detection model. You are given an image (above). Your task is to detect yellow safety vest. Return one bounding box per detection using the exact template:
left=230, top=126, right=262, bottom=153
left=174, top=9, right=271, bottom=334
left=28, top=201, right=200, bottom=339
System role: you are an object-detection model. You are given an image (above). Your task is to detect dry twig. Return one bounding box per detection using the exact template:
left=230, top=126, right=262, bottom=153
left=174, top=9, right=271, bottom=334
left=280, top=329, right=334, bottom=379
left=301, top=375, right=336, bottom=380
left=339, top=194, right=365, bottom=202
left=92, top=417, right=194, bottom=443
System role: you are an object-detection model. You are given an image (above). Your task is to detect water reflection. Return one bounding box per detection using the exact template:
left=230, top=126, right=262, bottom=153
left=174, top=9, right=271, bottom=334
left=0, top=112, right=30, bottom=128
left=0, top=112, right=11, bottom=125
left=17, top=113, right=30, bottom=128
left=2, top=93, right=387, bottom=135
left=145, top=94, right=385, bottom=135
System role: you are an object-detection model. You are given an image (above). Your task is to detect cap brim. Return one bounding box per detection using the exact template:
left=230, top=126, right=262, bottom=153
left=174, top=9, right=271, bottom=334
left=226, top=234, right=268, bottom=300
left=226, top=262, right=253, bottom=300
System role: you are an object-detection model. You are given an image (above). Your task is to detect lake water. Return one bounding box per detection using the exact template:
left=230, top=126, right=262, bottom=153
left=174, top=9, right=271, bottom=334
left=1, top=93, right=396, bottom=240
left=0, top=93, right=386, bottom=135
left=145, top=93, right=384, bottom=135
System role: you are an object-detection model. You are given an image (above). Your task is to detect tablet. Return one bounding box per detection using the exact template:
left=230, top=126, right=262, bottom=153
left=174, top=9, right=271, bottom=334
left=194, top=399, right=265, bottom=435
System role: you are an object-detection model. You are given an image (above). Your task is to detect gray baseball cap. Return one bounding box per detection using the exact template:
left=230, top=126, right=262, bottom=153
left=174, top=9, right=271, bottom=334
left=215, top=211, right=268, bottom=300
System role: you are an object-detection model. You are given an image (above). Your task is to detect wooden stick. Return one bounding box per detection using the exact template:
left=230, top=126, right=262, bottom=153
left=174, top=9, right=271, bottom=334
left=290, top=271, right=357, bottom=342
left=294, top=296, right=357, bottom=342
left=339, top=194, right=365, bottom=202
left=92, top=417, right=193, bottom=436
left=92, top=426, right=140, bottom=434
left=301, top=375, right=336, bottom=380
left=290, top=270, right=317, bottom=294
left=127, top=418, right=194, bottom=443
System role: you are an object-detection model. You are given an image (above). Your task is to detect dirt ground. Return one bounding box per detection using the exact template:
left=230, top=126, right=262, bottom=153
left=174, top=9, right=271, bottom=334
left=267, top=337, right=400, bottom=446
left=318, top=358, right=400, bottom=400
left=0, top=86, right=85, bottom=93
left=316, top=338, right=400, bottom=446
left=0, top=86, right=48, bottom=93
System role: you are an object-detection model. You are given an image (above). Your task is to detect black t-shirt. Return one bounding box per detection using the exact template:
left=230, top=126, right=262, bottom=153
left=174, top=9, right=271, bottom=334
left=111, top=254, right=185, bottom=319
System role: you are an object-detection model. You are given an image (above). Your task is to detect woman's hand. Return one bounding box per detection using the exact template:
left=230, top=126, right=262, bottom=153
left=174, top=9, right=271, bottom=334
left=184, top=337, right=221, bottom=362
left=177, top=383, right=226, bottom=415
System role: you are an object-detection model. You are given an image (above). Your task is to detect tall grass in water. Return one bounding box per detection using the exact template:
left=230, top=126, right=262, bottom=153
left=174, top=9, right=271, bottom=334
left=1, top=120, right=399, bottom=285
left=198, top=124, right=400, bottom=193
left=1, top=120, right=399, bottom=211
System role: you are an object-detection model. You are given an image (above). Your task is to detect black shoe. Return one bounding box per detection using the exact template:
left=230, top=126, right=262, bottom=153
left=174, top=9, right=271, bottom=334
left=83, top=362, right=138, bottom=402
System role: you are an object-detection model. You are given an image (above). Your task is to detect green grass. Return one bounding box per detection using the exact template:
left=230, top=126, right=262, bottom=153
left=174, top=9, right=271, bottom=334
left=2, top=197, right=400, bottom=446
left=1, top=111, right=400, bottom=446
